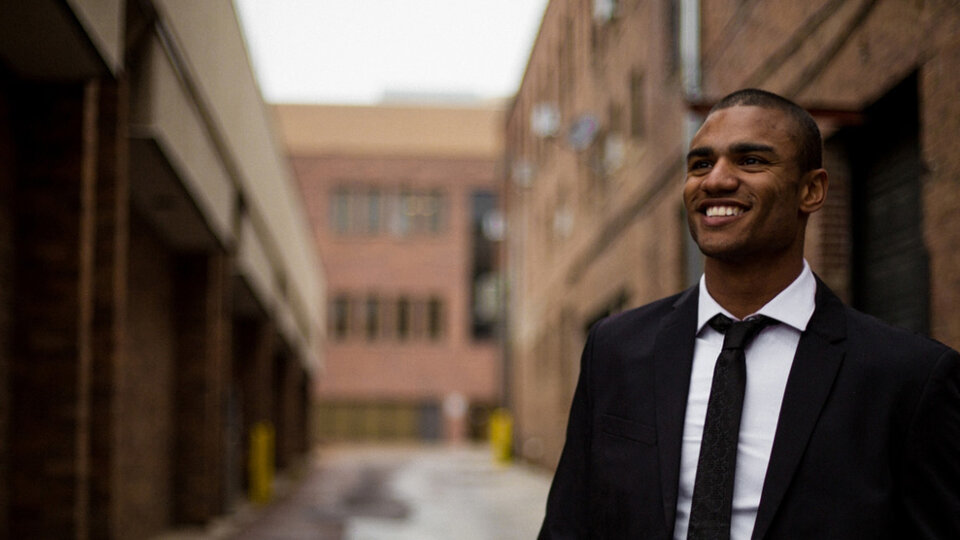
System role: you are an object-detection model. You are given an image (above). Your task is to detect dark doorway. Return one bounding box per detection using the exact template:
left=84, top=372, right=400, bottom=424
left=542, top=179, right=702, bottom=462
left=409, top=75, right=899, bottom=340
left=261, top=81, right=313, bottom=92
left=848, top=73, right=929, bottom=334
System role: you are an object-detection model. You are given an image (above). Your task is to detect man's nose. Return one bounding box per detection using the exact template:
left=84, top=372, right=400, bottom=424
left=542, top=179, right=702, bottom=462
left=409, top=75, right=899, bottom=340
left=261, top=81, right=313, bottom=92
left=700, top=158, right=739, bottom=193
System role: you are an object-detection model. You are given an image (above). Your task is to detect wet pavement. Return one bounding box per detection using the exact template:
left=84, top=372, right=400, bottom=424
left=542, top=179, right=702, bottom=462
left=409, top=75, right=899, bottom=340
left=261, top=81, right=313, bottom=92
left=162, top=444, right=551, bottom=540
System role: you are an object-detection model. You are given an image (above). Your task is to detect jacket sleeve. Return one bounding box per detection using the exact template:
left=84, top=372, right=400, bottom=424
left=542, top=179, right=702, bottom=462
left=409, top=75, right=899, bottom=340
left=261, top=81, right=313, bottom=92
left=538, top=324, right=597, bottom=539
left=899, top=347, right=960, bottom=538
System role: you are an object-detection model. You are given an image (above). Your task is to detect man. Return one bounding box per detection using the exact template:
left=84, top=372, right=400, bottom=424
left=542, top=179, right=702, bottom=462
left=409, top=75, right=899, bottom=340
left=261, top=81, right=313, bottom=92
left=538, top=89, right=960, bottom=539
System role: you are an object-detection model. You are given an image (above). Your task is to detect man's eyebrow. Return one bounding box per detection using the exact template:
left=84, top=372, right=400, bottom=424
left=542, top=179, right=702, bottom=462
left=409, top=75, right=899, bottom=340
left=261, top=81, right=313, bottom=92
left=729, top=142, right=776, bottom=154
left=686, top=146, right=714, bottom=160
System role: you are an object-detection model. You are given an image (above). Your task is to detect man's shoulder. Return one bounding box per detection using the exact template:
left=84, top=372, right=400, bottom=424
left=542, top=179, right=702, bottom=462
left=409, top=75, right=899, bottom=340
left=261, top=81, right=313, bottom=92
left=591, top=288, right=692, bottom=337
left=842, top=304, right=956, bottom=360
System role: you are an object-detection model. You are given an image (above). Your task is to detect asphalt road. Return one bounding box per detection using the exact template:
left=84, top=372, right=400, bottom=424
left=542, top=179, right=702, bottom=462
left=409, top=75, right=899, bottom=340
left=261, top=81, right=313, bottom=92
left=211, top=444, right=551, bottom=540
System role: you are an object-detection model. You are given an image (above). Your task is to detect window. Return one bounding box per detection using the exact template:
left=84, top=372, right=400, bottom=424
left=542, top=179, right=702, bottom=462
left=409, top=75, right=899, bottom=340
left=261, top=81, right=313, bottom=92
left=332, top=295, right=349, bottom=340
left=365, top=296, right=380, bottom=340
left=367, top=188, right=381, bottom=234
left=398, top=190, right=446, bottom=236
left=471, top=191, right=501, bottom=340
left=428, top=297, right=444, bottom=340
left=398, top=189, right=414, bottom=236
left=397, top=297, right=410, bottom=340
left=331, top=188, right=349, bottom=233
left=427, top=190, right=444, bottom=233
left=330, top=292, right=445, bottom=343
left=331, top=185, right=449, bottom=236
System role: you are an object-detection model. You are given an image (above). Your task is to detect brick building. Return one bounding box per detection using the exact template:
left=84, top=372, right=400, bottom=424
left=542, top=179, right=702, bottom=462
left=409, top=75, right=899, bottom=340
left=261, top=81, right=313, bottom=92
left=0, top=1, right=324, bottom=538
left=276, top=103, right=505, bottom=443
left=504, top=0, right=960, bottom=468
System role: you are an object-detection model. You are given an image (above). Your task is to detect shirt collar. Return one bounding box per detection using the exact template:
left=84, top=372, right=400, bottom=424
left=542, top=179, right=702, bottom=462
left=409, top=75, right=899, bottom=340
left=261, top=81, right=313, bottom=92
left=697, top=259, right=817, bottom=333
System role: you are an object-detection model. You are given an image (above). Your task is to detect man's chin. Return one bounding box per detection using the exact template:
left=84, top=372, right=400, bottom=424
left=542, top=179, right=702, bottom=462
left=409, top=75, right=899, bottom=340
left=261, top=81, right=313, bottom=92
left=693, top=239, right=743, bottom=260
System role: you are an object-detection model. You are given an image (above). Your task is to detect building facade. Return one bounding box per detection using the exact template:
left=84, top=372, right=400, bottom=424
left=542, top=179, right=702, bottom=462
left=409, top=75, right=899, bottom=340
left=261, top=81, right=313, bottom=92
left=276, top=103, right=504, bottom=443
left=0, top=1, right=324, bottom=538
left=504, top=0, right=960, bottom=468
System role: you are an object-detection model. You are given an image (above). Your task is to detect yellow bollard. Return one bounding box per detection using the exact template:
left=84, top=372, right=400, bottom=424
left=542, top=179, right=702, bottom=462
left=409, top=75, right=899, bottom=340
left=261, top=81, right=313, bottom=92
left=489, top=408, right=513, bottom=464
left=249, top=421, right=275, bottom=504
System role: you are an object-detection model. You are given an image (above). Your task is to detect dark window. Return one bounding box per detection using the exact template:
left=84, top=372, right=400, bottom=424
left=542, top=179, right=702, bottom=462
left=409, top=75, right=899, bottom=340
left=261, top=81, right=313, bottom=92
left=332, top=295, right=349, bottom=340
left=397, top=297, right=410, bottom=340
left=471, top=191, right=500, bottom=340
left=428, top=297, right=444, bottom=340
left=365, top=296, right=380, bottom=340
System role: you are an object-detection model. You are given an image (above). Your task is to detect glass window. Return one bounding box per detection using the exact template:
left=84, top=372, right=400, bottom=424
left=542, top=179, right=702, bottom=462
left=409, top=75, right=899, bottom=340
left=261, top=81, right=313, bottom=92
left=471, top=191, right=500, bottom=340
left=427, top=190, right=444, bottom=233
left=365, top=296, right=380, bottom=340
left=367, top=188, right=381, bottom=234
left=398, top=190, right=414, bottom=237
left=332, top=295, right=349, bottom=340
left=428, top=297, right=444, bottom=340
left=397, top=297, right=410, bottom=340
left=331, top=188, right=349, bottom=234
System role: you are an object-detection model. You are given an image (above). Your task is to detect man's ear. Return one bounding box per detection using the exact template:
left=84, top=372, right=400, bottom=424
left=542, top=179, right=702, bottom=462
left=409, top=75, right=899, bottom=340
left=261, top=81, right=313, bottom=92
left=799, top=168, right=828, bottom=215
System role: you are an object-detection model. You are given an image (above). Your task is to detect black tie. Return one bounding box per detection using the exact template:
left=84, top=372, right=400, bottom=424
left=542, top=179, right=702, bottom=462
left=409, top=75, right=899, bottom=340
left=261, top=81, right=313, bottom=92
left=688, top=314, right=778, bottom=540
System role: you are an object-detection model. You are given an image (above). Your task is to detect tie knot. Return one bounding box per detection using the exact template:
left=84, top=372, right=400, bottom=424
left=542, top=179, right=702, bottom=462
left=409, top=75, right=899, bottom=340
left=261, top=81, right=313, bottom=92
left=708, top=313, right=778, bottom=350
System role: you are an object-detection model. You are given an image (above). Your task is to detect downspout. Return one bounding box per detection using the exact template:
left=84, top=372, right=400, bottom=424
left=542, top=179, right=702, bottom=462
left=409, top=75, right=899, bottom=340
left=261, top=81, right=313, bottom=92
left=680, top=0, right=704, bottom=286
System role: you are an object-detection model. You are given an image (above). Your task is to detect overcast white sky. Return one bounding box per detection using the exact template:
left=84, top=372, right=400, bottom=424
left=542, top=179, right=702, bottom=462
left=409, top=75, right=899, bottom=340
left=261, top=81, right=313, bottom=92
left=234, top=0, right=549, bottom=104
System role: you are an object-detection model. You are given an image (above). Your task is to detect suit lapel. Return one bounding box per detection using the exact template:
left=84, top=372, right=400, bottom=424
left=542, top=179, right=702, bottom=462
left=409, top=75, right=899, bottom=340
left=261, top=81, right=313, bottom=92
left=752, top=278, right=847, bottom=540
left=653, top=286, right=699, bottom=536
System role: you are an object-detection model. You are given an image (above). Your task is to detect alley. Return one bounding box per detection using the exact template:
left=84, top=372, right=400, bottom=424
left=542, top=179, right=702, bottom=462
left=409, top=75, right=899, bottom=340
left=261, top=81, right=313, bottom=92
left=190, top=445, right=551, bottom=540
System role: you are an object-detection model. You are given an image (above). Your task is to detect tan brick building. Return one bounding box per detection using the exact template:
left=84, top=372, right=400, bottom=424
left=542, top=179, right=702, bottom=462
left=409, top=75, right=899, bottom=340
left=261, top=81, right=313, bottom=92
left=0, top=1, right=324, bottom=537
left=505, top=0, right=960, bottom=468
left=276, top=103, right=505, bottom=443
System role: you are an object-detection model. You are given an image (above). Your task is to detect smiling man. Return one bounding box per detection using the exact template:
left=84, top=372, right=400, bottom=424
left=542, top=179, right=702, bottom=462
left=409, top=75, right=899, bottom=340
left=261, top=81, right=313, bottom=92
left=539, top=89, right=960, bottom=539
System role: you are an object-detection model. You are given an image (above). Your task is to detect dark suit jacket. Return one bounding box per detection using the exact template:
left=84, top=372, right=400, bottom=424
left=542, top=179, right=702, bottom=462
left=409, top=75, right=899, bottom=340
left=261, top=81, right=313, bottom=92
left=539, top=279, right=960, bottom=539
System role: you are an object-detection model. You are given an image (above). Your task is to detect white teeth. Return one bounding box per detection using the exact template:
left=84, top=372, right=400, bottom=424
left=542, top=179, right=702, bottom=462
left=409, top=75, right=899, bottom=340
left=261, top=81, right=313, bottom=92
left=705, top=206, right=744, bottom=217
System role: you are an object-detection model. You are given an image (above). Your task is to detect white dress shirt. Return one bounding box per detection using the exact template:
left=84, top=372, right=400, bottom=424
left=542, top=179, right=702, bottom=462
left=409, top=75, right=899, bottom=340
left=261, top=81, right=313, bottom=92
left=673, top=260, right=817, bottom=540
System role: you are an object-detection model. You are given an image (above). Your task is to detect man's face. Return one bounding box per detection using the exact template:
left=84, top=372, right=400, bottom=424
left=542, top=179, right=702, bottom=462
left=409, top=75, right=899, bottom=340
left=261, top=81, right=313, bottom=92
left=684, top=105, right=814, bottom=265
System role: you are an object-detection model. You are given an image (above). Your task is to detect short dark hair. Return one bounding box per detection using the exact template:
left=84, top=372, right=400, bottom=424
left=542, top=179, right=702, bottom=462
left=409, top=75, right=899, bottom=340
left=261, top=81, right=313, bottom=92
left=710, top=88, right=823, bottom=172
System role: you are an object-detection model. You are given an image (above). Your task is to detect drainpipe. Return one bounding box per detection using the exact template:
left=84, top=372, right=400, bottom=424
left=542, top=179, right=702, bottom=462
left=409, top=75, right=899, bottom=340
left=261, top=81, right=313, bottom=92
left=680, top=0, right=704, bottom=286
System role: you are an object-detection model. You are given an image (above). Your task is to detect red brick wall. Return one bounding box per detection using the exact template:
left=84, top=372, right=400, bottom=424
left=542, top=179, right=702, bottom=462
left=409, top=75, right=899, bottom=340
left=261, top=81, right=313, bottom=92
left=234, top=316, right=274, bottom=493
left=293, top=154, right=501, bottom=404
left=504, top=0, right=690, bottom=467
left=173, top=252, right=231, bottom=523
left=8, top=80, right=95, bottom=539
left=274, top=353, right=301, bottom=469
left=114, top=214, right=177, bottom=539
left=89, top=77, right=129, bottom=540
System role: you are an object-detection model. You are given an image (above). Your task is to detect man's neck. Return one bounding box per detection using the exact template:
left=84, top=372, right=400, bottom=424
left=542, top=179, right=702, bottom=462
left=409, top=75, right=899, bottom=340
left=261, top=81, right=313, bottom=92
left=704, top=256, right=804, bottom=320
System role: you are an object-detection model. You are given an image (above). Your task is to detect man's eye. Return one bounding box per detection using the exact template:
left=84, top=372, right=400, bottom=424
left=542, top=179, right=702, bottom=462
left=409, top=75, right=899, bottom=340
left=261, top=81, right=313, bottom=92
left=690, top=160, right=712, bottom=170
left=741, top=156, right=765, bottom=166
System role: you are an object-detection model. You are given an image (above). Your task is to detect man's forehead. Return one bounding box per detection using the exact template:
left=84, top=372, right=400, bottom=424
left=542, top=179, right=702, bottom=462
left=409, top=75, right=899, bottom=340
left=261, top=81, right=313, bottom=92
left=691, top=105, right=796, bottom=148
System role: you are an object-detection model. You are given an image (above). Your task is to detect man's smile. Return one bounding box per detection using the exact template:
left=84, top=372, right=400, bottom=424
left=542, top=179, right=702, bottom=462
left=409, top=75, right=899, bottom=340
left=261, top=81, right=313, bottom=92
left=704, top=205, right=745, bottom=217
